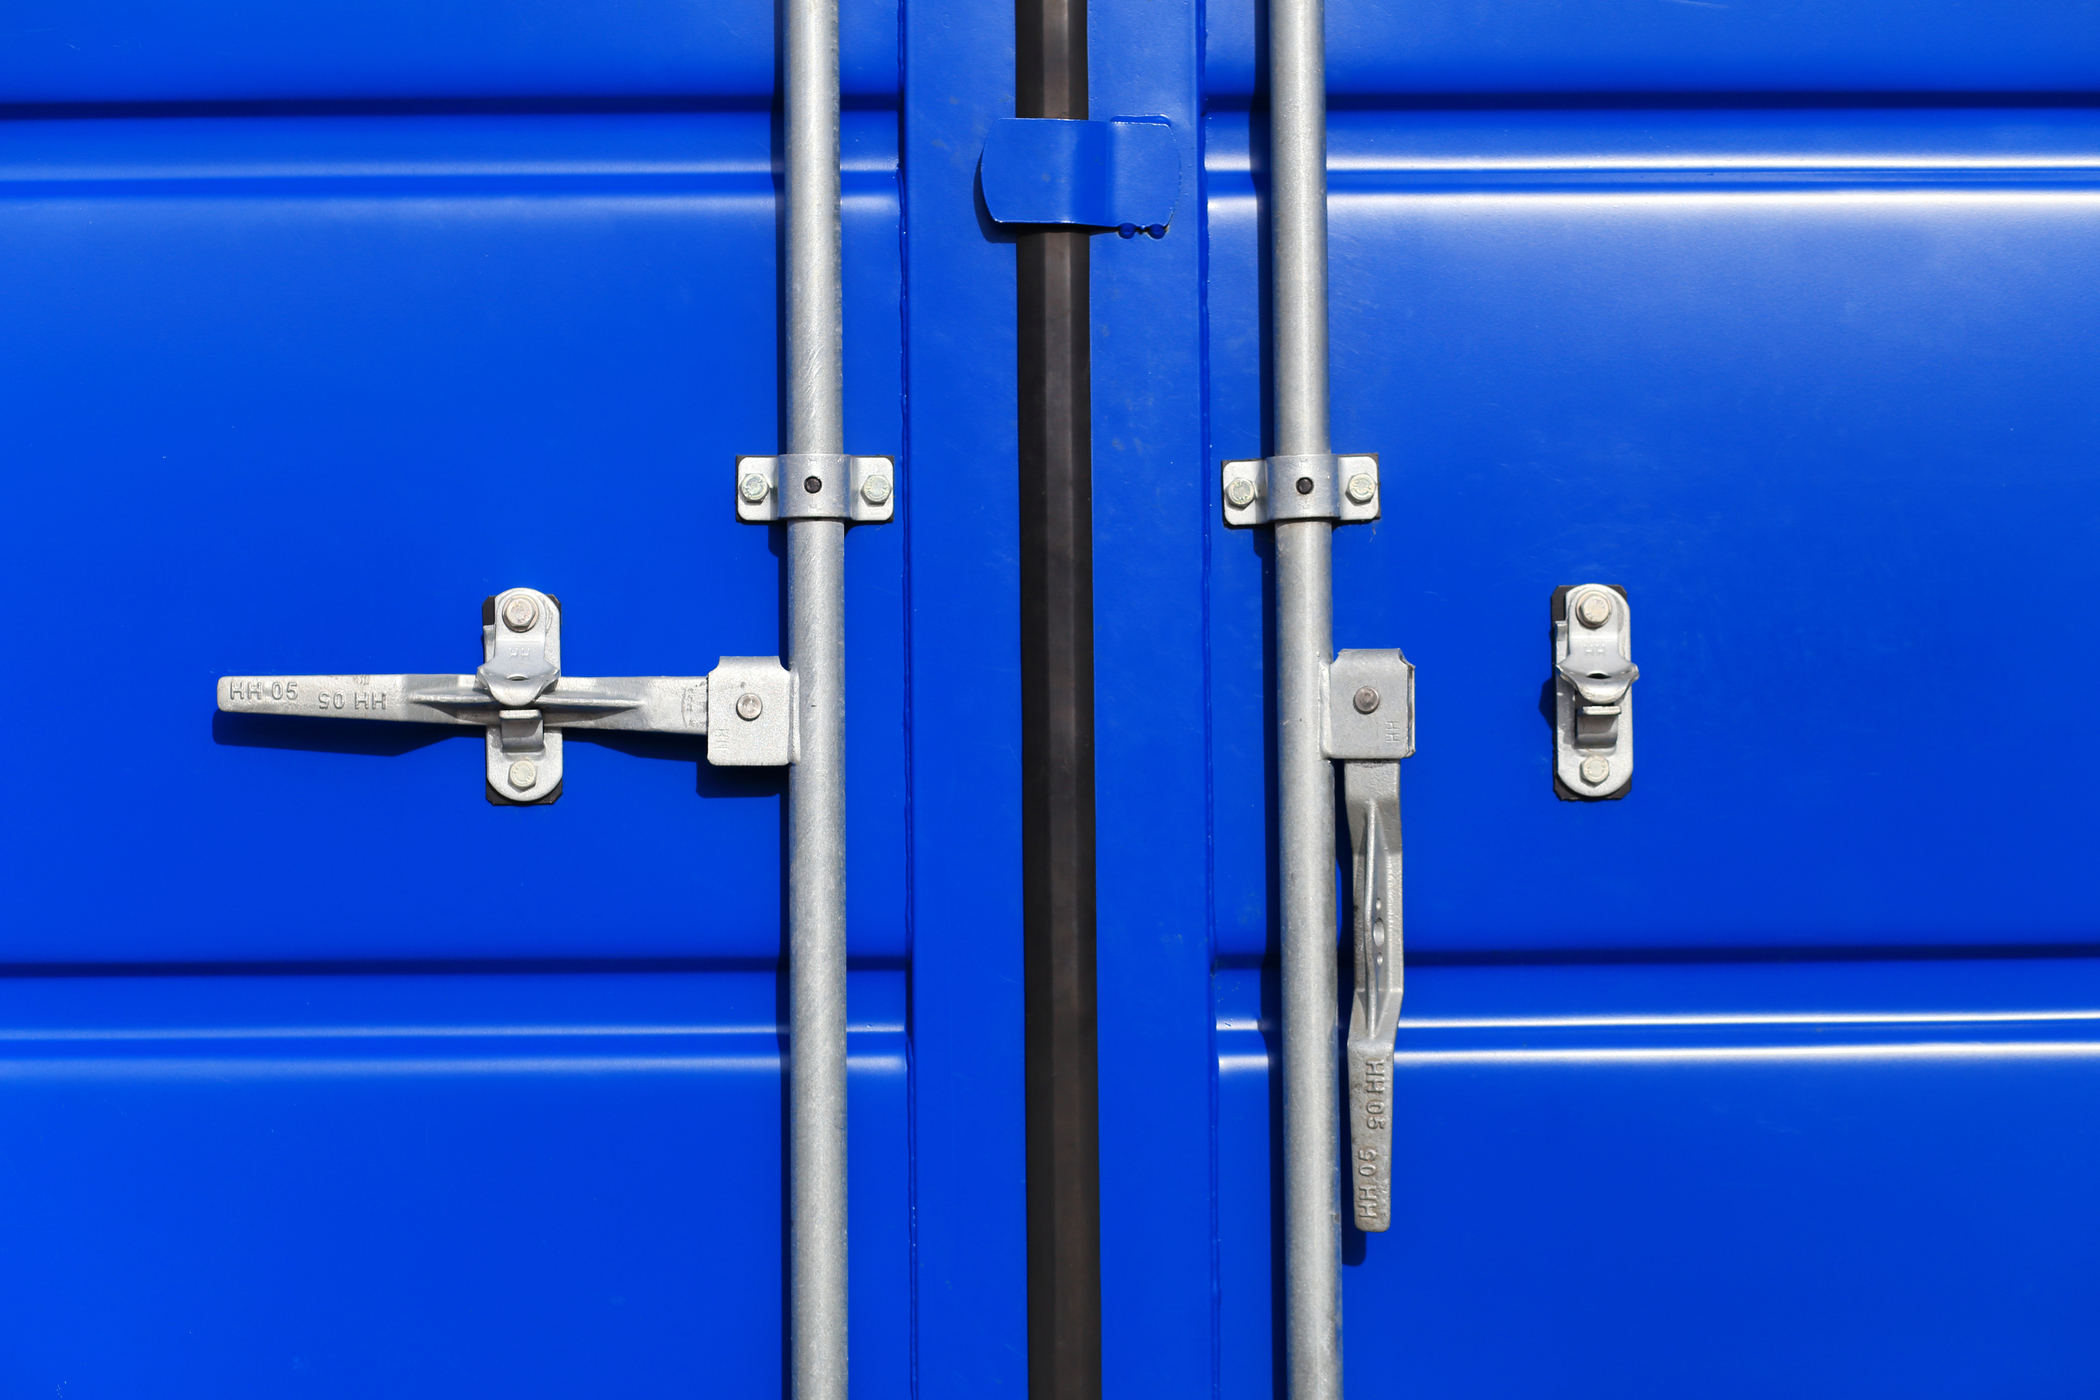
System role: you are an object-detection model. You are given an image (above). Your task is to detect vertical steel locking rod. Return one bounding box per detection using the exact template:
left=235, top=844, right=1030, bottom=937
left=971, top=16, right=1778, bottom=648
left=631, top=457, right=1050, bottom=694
left=785, top=0, right=848, bottom=1387
left=1271, top=0, right=1341, bottom=1390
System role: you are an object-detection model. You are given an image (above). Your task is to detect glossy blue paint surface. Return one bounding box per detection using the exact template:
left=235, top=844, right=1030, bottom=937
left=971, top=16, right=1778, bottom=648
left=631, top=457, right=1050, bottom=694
left=0, top=972, right=909, bottom=1396
left=1215, top=963, right=2100, bottom=1400
left=0, top=0, right=1025, bottom=1390
left=1207, top=108, right=2100, bottom=954
left=0, top=0, right=900, bottom=103
left=901, top=0, right=1031, bottom=1386
left=1086, top=0, right=2100, bottom=1392
left=1206, top=0, right=2100, bottom=99
left=980, top=118, right=1181, bottom=227
left=1089, top=1, right=1214, bottom=1389
left=0, top=111, right=905, bottom=961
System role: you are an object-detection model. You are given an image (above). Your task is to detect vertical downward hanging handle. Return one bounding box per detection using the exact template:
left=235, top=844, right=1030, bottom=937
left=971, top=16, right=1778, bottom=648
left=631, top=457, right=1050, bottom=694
left=1324, top=647, right=1414, bottom=1236
left=1343, top=761, right=1403, bottom=1234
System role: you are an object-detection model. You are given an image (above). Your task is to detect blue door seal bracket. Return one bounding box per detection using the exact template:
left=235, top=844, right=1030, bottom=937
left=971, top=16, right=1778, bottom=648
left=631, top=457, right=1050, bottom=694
left=981, top=118, right=1181, bottom=231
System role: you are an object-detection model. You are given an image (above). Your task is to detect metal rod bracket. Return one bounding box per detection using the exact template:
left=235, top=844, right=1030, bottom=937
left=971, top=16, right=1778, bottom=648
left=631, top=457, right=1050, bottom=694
left=737, top=453, right=895, bottom=523
left=1221, top=452, right=1380, bottom=526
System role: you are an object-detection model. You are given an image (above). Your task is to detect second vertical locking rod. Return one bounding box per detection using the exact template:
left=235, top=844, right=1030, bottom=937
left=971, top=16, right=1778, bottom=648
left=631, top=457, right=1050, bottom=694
left=1270, top=0, right=1343, bottom=1391
left=784, top=0, right=849, bottom=1389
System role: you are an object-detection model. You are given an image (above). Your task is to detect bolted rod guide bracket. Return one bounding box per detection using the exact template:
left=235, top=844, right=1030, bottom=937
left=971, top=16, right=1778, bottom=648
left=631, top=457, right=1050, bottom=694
left=736, top=453, right=895, bottom=523
left=1221, top=452, right=1381, bottom=526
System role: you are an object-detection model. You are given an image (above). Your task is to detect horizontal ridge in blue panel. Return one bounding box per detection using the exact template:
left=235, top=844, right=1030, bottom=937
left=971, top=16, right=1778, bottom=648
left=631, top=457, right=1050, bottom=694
left=0, top=971, right=909, bottom=1398
left=0, top=0, right=899, bottom=104
left=1213, top=959, right=2100, bottom=1399
left=1205, top=0, right=2100, bottom=99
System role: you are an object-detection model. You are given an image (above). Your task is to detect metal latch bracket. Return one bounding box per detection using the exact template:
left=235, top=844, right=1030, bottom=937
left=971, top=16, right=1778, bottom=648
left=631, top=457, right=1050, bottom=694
left=217, top=587, right=802, bottom=802
left=1323, top=648, right=1415, bottom=762
left=1552, top=583, right=1637, bottom=800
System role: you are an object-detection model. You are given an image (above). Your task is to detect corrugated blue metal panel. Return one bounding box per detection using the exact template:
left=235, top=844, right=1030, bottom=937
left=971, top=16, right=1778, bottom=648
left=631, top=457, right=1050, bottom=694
left=0, top=971, right=910, bottom=1395
left=0, top=112, right=905, bottom=961
left=1217, top=961, right=2100, bottom=1400
left=1206, top=111, right=2100, bottom=954
left=0, top=0, right=1027, bottom=1387
left=1087, top=0, right=2100, bottom=1389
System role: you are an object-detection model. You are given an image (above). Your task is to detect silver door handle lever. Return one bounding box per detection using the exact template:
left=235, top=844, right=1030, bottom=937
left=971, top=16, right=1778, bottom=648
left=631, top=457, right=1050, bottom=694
left=217, top=586, right=795, bottom=804
left=1324, top=649, right=1413, bottom=1234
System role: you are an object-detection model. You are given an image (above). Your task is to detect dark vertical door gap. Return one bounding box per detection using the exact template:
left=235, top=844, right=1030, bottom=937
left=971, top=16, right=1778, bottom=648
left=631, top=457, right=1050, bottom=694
left=1016, top=0, right=1101, bottom=1390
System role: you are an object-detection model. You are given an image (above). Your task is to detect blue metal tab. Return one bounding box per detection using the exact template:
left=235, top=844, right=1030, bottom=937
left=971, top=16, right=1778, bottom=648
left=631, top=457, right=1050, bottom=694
left=980, top=118, right=1180, bottom=229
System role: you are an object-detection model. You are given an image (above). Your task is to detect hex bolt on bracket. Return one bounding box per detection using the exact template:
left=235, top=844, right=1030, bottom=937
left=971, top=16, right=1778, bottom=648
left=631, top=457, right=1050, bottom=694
left=1551, top=583, right=1638, bottom=801
left=217, top=587, right=797, bottom=803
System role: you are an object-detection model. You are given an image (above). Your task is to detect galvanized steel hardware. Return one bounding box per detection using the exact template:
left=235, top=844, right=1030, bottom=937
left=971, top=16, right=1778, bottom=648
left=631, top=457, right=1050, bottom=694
left=768, top=0, right=871, bottom=1383
left=735, top=452, right=895, bottom=523
left=1221, top=452, right=1381, bottom=526
left=215, top=587, right=795, bottom=802
left=1322, top=649, right=1413, bottom=1232
left=979, top=117, right=1182, bottom=229
left=1232, top=0, right=1393, bottom=1384
left=1325, top=648, right=1414, bottom=762
left=1552, top=583, right=1637, bottom=799
left=1218, top=465, right=1411, bottom=1360
left=706, top=656, right=798, bottom=767
left=1342, top=760, right=1402, bottom=1233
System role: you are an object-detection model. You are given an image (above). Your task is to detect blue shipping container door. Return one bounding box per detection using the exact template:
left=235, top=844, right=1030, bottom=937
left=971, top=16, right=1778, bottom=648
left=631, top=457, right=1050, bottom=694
left=0, top=4, right=1025, bottom=1395
left=1084, top=1, right=2100, bottom=1396
left=9, top=0, right=2100, bottom=1393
